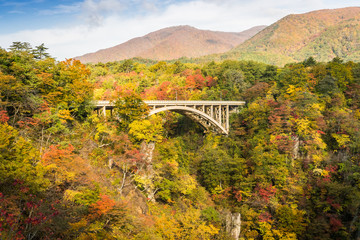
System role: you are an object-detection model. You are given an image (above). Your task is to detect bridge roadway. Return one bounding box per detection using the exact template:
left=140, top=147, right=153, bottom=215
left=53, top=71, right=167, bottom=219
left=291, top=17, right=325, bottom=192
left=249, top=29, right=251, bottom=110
left=94, top=100, right=245, bottom=135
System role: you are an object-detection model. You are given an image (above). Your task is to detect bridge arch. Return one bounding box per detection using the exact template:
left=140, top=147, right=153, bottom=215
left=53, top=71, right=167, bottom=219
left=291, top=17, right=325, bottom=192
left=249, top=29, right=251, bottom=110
left=149, top=106, right=228, bottom=135
left=94, top=100, right=245, bottom=135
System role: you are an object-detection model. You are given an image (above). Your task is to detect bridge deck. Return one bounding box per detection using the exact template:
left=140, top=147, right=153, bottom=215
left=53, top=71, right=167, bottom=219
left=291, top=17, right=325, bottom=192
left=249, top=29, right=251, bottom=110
left=95, top=100, right=246, bottom=108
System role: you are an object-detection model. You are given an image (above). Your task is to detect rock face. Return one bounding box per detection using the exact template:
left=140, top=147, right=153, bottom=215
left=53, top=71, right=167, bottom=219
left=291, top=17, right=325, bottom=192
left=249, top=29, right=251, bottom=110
left=121, top=184, right=149, bottom=214
left=226, top=212, right=241, bottom=240
left=140, top=141, right=157, bottom=202
left=106, top=141, right=157, bottom=214
left=75, top=25, right=266, bottom=63
left=141, top=141, right=156, bottom=165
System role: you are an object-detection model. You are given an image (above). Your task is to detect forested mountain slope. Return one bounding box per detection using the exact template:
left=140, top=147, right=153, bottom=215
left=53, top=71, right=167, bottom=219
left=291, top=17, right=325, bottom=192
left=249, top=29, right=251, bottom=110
left=209, top=7, right=360, bottom=66
left=1, top=44, right=360, bottom=239
left=76, top=7, right=360, bottom=66
left=75, top=25, right=266, bottom=63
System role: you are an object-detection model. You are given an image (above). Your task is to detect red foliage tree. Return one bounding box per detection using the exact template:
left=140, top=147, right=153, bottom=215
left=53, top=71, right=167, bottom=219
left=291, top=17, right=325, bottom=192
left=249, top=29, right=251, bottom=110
left=256, top=184, right=277, bottom=203
left=0, top=110, right=9, bottom=123
left=258, top=212, right=272, bottom=222
left=89, top=194, right=116, bottom=219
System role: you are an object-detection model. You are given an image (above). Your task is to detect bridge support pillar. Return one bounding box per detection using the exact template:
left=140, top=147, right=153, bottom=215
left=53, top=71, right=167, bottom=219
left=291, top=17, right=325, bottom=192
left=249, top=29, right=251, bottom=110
left=219, top=105, right=222, bottom=126
left=102, top=106, right=106, bottom=117
left=226, top=105, right=229, bottom=132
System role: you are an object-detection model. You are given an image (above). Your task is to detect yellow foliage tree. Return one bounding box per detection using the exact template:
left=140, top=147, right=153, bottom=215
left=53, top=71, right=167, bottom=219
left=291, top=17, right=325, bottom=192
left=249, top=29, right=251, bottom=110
left=129, top=115, right=164, bottom=143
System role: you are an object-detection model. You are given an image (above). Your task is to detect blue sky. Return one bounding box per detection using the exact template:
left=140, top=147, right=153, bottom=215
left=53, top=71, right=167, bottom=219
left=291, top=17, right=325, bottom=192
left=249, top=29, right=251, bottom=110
left=0, top=0, right=359, bottom=60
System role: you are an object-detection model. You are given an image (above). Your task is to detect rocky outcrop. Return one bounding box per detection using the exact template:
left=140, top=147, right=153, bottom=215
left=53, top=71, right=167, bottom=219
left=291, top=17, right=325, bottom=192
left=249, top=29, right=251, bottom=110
left=139, top=141, right=157, bottom=202
left=121, top=184, right=149, bottom=214
left=140, top=141, right=156, bottom=166
left=226, top=212, right=241, bottom=240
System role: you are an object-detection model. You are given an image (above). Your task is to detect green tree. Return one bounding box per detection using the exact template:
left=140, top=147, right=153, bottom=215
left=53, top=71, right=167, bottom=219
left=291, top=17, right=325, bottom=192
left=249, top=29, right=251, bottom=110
left=32, top=43, right=50, bottom=59
left=303, top=56, right=317, bottom=67
left=9, top=41, right=32, bottom=53
left=113, top=93, right=149, bottom=130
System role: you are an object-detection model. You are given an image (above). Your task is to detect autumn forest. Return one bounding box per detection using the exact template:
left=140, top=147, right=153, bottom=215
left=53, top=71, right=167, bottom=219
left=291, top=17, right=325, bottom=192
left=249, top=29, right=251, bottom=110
left=0, top=43, right=360, bottom=239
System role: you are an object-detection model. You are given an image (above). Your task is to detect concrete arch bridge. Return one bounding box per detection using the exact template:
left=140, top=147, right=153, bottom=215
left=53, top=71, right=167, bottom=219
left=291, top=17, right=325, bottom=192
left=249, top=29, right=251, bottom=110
left=94, top=100, right=245, bottom=135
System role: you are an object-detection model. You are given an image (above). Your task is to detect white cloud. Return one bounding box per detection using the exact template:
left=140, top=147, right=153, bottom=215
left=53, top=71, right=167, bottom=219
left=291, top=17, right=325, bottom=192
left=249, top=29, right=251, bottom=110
left=0, top=0, right=358, bottom=60
left=8, top=10, right=24, bottom=14
left=39, top=3, right=81, bottom=15
left=81, top=0, right=126, bottom=26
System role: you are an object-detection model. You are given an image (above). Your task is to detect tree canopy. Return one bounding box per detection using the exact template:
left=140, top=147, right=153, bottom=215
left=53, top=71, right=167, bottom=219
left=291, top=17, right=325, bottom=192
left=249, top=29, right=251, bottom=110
left=1, top=44, right=360, bottom=239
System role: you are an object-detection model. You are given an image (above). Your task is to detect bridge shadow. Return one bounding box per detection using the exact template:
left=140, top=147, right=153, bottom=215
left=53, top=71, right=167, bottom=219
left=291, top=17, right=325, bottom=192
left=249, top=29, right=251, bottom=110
left=164, top=113, right=206, bottom=138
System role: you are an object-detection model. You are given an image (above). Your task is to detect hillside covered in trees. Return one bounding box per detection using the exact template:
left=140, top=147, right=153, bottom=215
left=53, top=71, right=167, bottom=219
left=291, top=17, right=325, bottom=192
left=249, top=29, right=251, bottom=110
left=74, top=7, right=360, bottom=67
left=75, top=25, right=266, bottom=64
left=202, top=7, right=360, bottom=66
left=1, top=44, right=360, bottom=239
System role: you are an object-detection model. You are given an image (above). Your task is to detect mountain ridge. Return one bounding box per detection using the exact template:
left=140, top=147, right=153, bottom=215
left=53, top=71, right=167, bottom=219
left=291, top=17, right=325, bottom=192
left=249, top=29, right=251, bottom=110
left=75, top=25, right=266, bottom=63
left=215, top=7, right=360, bottom=65
left=76, top=7, right=360, bottom=66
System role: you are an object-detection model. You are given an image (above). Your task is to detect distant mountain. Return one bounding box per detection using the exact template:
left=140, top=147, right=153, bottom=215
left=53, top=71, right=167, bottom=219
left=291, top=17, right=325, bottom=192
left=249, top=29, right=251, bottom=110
left=214, top=7, right=360, bottom=65
left=75, top=25, right=266, bottom=63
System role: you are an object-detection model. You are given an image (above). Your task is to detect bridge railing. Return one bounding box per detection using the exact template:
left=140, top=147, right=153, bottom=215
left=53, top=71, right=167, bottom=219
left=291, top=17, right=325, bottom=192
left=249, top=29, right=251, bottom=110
left=94, top=100, right=246, bottom=107
left=144, top=100, right=246, bottom=106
